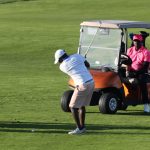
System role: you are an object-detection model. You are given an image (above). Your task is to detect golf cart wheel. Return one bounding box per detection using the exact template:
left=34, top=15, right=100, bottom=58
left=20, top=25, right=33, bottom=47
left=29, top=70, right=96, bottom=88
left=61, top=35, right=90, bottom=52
left=99, top=93, right=118, bottom=114
left=61, top=90, right=73, bottom=112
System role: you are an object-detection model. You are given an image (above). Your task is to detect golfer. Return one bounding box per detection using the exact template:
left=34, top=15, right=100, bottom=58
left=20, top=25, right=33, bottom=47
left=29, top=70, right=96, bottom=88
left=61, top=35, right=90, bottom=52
left=54, top=49, right=94, bottom=135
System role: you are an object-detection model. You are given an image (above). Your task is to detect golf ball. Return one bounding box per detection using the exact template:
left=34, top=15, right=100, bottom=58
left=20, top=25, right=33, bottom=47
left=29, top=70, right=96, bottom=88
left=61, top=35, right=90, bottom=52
left=31, top=129, right=35, bottom=132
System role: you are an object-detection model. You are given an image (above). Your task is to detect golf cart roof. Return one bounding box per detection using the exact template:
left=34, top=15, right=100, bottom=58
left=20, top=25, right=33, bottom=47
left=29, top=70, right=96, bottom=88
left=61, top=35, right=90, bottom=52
left=80, top=20, right=150, bottom=29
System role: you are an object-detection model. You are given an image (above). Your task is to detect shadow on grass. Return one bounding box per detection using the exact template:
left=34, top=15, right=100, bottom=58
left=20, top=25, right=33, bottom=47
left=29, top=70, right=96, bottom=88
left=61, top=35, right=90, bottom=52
left=0, top=0, right=35, bottom=5
left=0, top=121, right=150, bottom=135
left=116, top=109, right=150, bottom=116
left=0, top=121, right=73, bottom=134
left=87, top=110, right=150, bottom=116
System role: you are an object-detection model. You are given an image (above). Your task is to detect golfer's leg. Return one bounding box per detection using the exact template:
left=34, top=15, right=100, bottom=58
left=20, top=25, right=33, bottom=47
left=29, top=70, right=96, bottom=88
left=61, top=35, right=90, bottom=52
left=79, top=106, right=85, bottom=129
left=70, top=107, right=81, bottom=129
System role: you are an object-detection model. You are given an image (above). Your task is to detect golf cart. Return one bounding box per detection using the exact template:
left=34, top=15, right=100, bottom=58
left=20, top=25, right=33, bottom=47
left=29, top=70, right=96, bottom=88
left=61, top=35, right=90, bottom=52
left=61, top=20, right=150, bottom=114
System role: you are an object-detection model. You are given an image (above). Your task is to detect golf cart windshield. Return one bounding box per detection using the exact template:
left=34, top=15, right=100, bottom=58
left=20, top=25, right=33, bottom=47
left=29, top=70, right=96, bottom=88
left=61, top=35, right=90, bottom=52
left=79, top=26, right=122, bottom=70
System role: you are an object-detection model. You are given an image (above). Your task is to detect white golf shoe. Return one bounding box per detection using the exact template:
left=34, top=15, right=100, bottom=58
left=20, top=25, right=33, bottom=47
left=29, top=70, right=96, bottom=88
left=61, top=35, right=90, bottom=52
left=144, top=104, right=150, bottom=113
left=68, top=128, right=86, bottom=135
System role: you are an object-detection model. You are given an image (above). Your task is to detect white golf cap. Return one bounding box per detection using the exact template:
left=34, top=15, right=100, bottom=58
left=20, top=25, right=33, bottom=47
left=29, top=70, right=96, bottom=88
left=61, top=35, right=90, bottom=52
left=54, top=49, right=66, bottom=64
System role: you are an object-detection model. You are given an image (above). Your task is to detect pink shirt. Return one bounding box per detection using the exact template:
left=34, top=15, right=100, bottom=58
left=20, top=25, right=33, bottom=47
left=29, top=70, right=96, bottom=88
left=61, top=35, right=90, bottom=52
left=127, top=46, right=150, bottom=71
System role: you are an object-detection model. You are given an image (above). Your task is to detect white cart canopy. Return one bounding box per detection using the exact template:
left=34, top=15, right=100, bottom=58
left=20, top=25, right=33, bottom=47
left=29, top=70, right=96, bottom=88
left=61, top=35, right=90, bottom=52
left=80, top=20, right=150, bottom=29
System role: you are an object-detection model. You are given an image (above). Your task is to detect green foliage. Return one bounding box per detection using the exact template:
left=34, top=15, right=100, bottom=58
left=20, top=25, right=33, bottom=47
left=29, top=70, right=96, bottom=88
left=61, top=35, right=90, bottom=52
left=0, top=0, right=150, bottom=150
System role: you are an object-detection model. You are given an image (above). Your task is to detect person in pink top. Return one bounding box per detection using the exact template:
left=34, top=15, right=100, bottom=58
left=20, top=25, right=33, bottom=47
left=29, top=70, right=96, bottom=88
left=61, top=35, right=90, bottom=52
left=126, top=34, right=150, bottom=112
left=127, top=34, right=150, bottom=73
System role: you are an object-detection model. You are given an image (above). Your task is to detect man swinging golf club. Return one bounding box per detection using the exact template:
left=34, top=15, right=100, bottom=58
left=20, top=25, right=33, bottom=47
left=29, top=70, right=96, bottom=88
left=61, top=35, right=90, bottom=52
left=54, top=49, right=94, bottom=135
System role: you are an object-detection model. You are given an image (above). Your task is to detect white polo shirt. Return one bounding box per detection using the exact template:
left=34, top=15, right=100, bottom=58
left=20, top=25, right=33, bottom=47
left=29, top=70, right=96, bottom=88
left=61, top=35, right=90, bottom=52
left=59, top=54, right=93, bottom=85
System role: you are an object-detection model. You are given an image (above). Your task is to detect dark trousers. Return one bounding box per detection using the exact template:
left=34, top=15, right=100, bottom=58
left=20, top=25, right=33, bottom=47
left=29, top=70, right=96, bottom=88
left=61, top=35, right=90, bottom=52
left=139, top=74, right=149, bottom=104
left=121, top=74, right=149, bottom=104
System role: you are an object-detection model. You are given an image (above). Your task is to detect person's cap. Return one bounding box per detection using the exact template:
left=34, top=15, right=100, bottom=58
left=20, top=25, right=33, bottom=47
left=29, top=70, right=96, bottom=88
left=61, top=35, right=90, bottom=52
left=133, top=34, right=143, bottom=41
left=54, top=49, right=66, bottom=64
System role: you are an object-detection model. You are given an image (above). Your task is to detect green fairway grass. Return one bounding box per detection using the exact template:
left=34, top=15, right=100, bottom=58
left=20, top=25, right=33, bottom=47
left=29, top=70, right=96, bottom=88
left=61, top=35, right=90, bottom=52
left=0, top=0, right=150, bottom=150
